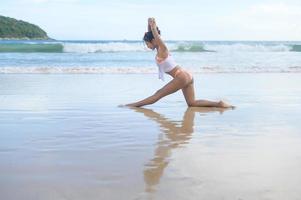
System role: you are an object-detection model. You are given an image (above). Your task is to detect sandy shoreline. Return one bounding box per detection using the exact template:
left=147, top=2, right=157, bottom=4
left=0, top=73, right=301, bottom=200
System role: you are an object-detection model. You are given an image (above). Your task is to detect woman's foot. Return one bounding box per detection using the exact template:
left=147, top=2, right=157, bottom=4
left=217, top=100, right=235, bottom=109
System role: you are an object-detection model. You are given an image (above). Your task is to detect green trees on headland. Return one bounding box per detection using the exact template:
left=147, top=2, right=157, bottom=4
left=0, top=15, right=50, bottom=39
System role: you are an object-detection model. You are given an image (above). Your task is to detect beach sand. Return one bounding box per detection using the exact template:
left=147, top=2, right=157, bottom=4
left=0, top=73, right=301, bottom=200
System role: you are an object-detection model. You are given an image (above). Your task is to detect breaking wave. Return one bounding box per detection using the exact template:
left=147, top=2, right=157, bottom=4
left=0, top=41, right=301, bottom=53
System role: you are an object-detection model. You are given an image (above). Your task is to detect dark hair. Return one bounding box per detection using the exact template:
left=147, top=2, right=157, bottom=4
left=143, top=27, right=161, bottom=42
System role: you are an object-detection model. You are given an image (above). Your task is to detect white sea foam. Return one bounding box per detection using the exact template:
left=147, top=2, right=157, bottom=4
left=0, top=41, right=299, bottom=53
left=61, top=42, right=296, bottom=53
left=62, top=42, right=148, bottom=53
left=204, top=44, right=292, bottom=52
left=1, top=66, right=300, bottom=74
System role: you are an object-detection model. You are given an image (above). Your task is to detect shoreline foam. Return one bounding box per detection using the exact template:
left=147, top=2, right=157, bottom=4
left=1, top=66, right=301, bottom=74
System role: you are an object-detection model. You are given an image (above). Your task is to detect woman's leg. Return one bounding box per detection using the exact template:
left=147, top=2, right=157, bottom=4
left=182, top=83, right=232, bottom=108
left=126, top=77, right=186, bottom=107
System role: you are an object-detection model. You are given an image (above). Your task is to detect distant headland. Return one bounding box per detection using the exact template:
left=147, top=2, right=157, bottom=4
left=0, top=15, right=51, bottom=40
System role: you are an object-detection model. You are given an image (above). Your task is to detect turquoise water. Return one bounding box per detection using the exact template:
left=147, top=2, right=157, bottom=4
left=0, top=40, right=301, bottom=73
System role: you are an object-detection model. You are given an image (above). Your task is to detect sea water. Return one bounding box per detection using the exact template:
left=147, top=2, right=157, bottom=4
left=0, top=40, right=301, bottom=73
left=1, top=40, right=301, bottom=200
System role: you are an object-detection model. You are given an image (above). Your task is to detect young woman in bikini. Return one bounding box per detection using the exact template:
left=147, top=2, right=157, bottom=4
left=125, top=18, right=234, bottom=108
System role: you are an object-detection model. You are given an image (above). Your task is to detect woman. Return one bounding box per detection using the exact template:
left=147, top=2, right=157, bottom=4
left=126, top=18, right=234, bottom=108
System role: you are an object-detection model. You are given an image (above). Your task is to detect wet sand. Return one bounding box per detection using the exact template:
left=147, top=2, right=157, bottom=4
left=0, top=73, right=301, bottom=200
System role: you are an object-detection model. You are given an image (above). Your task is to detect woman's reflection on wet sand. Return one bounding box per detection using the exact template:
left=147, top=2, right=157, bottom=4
left=130, top=107, right=232, bottom=193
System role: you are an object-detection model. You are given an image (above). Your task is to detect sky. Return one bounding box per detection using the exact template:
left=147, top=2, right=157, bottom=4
left=1, top=0, right=301, bottom=40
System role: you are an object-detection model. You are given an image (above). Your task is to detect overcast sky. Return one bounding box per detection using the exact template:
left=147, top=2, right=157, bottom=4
left=1, top=0, right=301, bottom=40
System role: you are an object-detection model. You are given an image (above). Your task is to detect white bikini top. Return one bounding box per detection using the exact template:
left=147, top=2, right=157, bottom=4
left=155, top=54, right=177, bottom=81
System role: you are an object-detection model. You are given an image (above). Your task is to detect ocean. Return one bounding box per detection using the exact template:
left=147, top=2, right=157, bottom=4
left=1, top=40, right=301, bottom=199
left=0, top=40, right=301, bottom=74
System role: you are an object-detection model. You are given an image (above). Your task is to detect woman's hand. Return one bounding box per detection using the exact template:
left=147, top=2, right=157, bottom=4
left=148, top=17, right=157, bottom=29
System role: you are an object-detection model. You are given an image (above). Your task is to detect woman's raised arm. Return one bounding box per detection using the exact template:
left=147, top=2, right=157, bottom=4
left=148, top=18, right=168, bottom=53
